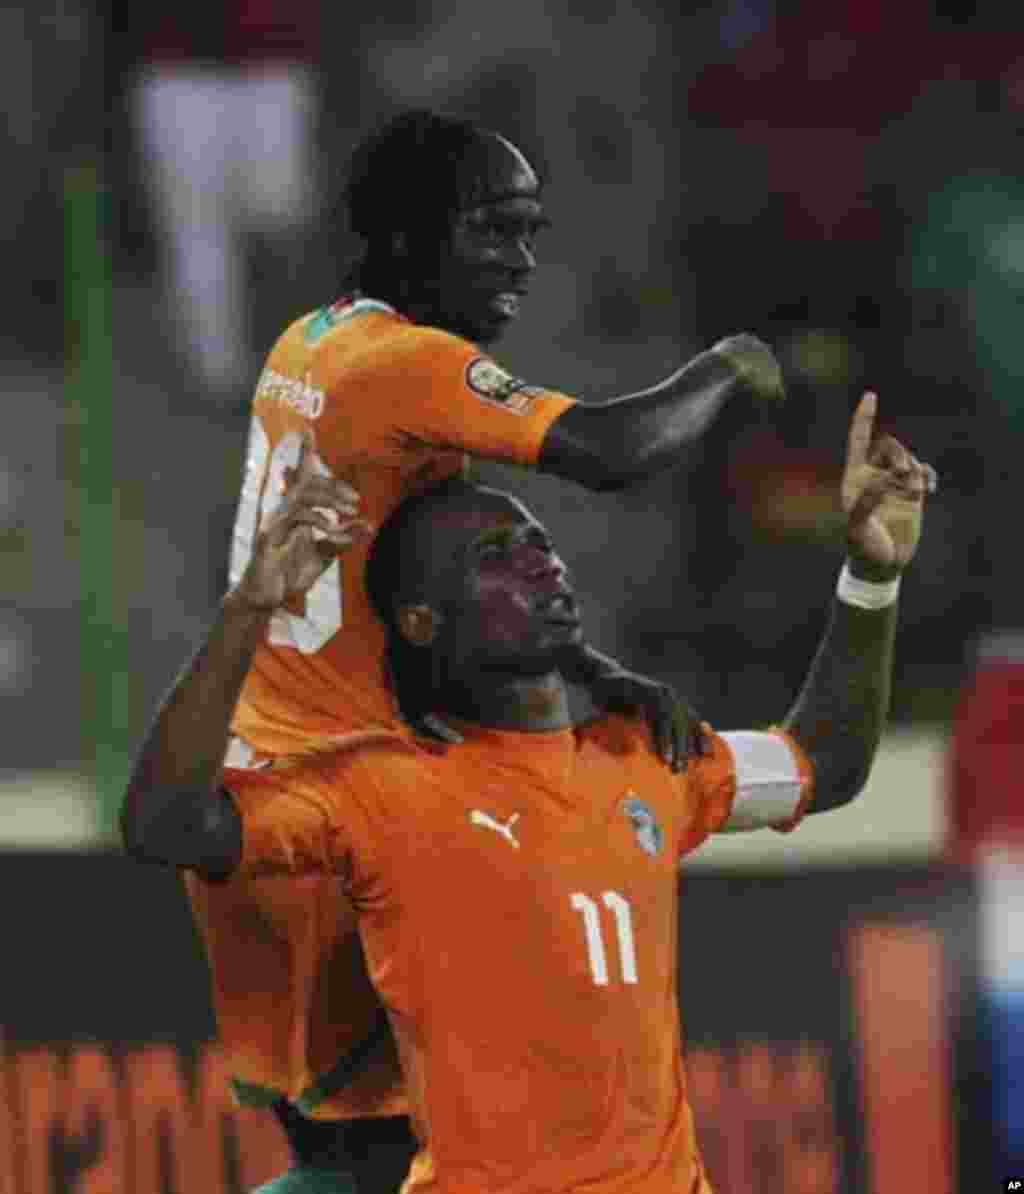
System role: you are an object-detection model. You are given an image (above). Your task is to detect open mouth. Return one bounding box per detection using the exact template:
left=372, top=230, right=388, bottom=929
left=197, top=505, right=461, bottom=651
left=489, top=292, right=523, bottom=319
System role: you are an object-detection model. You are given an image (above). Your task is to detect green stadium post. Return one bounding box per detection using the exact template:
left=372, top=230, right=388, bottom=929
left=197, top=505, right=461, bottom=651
left=65, top=160, right=129, bottom=839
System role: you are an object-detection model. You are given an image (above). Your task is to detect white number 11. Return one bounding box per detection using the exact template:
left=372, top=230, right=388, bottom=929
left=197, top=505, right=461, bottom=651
left=570, top=890, right=638, bottom=986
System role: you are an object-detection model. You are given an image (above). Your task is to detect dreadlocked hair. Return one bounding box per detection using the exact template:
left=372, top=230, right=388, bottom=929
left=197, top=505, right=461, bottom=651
left=339, top=109, right=488, bottom=298
left=337, top=108, right=545, bottom=300
left=364, top=476, right=490, bottom=731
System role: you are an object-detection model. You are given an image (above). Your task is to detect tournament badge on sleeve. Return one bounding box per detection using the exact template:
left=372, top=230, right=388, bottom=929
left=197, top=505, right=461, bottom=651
left=623, top=795, right=664, bottom=858
left=465, top=357, right=542, bottom=414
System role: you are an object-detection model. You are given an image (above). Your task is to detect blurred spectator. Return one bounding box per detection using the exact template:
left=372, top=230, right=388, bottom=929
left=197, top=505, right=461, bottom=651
left=899, top=62, right=1024, bottom=631
left=123, top=3, right=324, bottom=407
left=0, top=0, right=99, bottom=360
left=951, top=631, right=1024, bottom=1169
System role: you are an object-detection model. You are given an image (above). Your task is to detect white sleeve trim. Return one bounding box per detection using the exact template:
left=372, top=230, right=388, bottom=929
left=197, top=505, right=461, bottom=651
left=718, top=731, right=805, bottom=832
left=222, top=735, right=272, bottom=771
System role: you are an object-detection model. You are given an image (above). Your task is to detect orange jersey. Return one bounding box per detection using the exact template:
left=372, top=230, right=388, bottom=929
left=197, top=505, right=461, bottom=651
left=227, top=718, right=813, bottom=1194
left=228, top=297, right=576, bottom=756
left=184, top=739, right=406, bottom=1119
left=183, top=868, right=405, bottom=1118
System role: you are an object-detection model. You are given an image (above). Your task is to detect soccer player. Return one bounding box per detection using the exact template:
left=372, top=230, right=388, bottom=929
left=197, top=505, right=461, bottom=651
left=170, top=106, right=785, bottom=1191
left=123, top=391, right=935, bottom=1192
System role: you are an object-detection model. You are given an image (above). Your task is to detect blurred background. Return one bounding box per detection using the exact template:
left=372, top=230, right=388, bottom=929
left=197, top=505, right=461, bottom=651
left=3, top=0, right=1024, bottom=1190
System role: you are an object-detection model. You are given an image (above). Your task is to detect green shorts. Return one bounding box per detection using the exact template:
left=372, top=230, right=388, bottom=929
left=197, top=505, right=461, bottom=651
left=252, top=1165, right=358, bottom=1194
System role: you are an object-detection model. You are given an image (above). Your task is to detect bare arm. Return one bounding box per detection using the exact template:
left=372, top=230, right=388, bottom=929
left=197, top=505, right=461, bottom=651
left=538, top=335, right=784, bottom=491
left=120, top=595, right=268, bottom=877
left=779, top=393, right=936, bottom=813
left=781, top=592, right=898, bottom=813
left=120, top=434, right=368, bottom=878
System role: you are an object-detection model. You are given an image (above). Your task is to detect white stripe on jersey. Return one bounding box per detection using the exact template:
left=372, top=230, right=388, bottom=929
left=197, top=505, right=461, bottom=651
left=718, top=731, right=805, bottom=832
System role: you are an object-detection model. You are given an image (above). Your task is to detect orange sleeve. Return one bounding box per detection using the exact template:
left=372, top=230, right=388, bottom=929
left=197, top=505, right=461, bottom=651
left=342, top=327, right=576, bottom=467
left=223, top=759, right=376, bottom=883
left=675, top=728, right=737, bottom=856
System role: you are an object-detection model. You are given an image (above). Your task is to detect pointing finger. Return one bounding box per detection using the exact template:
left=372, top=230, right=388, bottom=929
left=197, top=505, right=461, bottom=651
left=846, top=391, right=877, bottom=472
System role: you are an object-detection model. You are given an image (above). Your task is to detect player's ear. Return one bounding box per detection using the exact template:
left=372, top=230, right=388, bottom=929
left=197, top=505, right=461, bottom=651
left=397, top=603, right=441, bottom=647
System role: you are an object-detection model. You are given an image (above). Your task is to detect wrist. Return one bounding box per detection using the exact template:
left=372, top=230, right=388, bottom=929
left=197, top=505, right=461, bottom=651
left=708, top=342, right=746, bottom=384
left=844, top=552, right=904, bottom=584
left=222, top=586, right=276, bottom=624
left=837, top=561, right=901, bottom=610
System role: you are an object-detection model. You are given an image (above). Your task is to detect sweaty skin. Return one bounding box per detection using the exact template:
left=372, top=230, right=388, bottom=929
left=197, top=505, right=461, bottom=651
left=428, top=511, right=583, bottom=731
left=401, top=133, right=548, bottom=346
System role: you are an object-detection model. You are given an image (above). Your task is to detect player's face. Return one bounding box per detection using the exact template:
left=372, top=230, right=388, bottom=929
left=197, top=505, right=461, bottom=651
left=435, top=136, right=548, bottom=345
left=448, top=513, right=583, bottom=671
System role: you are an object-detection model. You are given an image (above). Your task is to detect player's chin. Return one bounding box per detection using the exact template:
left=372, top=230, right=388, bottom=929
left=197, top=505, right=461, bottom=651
left=511, top=628, right=583, bottom=673
left=471, top=301, right=520, bottom=342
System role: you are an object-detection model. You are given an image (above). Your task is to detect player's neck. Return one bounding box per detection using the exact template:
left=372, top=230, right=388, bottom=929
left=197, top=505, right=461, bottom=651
left=398, top=294, right=487, bottom=346
left=438, top=671, right=572, bottom=733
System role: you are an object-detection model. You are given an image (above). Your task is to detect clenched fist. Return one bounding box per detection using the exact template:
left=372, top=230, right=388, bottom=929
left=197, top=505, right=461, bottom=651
left=711, top=333, right=786, bottom=405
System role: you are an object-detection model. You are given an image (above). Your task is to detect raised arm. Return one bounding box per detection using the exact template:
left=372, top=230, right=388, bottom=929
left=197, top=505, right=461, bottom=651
left=538, top=334, right=785, bottom=491
left=779, top=392, right=936, bottom=813
left=120, top=434, right=368, bottom=878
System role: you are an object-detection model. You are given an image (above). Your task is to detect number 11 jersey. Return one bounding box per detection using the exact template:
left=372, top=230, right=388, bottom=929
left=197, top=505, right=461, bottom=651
left=226, top=716, right=814, bottom=1194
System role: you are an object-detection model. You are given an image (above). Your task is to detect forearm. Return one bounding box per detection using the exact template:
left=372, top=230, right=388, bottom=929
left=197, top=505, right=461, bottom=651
left=539, top=349, right=742, bottom=490
left=781, top=576, right=898, bottom=813
left=120, top=591, right=268, bottom=870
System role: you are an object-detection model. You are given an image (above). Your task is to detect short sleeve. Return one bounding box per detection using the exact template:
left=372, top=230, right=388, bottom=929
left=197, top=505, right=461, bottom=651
left=674, top=727, right=816, bottom=856
left=675, top=731, right=738, bottom=857
left=342, top=328, right=576, bottom=467
left=223, top=757, right=377, bottom=881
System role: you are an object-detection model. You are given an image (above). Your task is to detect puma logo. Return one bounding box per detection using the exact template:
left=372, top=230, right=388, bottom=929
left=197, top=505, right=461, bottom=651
left=469, top=809, right=521, bottom=849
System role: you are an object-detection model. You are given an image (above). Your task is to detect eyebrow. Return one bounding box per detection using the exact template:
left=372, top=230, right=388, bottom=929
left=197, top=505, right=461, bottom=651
left=470, top=523, right=551, bottom=553
left=464, top=199, right=548, bottom=220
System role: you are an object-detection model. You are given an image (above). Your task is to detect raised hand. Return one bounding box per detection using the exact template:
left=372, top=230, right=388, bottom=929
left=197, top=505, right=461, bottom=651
left=841, top=392, right=937, bottom=581
left=234, top=431, right=371, bottom=611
